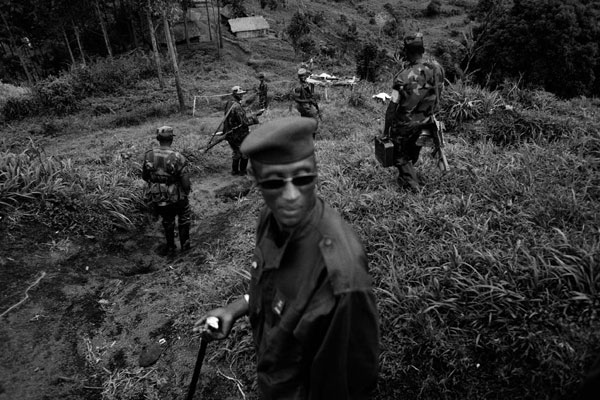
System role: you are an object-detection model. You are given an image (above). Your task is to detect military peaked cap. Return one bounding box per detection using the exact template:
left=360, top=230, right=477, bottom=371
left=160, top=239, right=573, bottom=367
left=241, top=117, right=316, bottom=164
left=156, top=126, right=175, bottom=140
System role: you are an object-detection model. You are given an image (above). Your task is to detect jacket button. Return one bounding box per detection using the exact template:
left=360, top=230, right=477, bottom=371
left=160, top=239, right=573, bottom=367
left=251, top=261, right=258, bottom=269
left=324, top=238, right=332, bottom=246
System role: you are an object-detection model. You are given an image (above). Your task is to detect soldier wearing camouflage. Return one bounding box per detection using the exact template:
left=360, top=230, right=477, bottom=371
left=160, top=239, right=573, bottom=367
left=142, top=126, right=192, bottom=255
left=383, top=32, right=445, bottom=191
left=257, top=72, right=268, bottom=109
left=292, top=68, right=320, bottom=127
left=224, top=86, right=259, bottom=175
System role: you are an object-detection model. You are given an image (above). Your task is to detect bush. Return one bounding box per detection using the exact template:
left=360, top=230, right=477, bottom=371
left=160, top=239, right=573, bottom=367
left=482, top=108, right=575, bottom=146
left=1, top=96, right=38, bottom=121
left=34, top=75, right=81, bottom=116
left=440, top=80, right=505, bottom=128
left=430, top=39, right=467, bottom=82
left=355, top=43, right=387, bottom=82
left=471, top=0, right=600, bottom=98
left=425, top=0, right=442, bottom=17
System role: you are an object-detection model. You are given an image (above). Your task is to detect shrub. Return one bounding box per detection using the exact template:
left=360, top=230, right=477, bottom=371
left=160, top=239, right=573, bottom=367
left=425, top=0, right=442, bottom=17
left=440, top=80, right=505, bottom=128
left=471, top=0, right=600, bottom=98
left=34, top=75, right=81, bottom=115
left=355, top=42, right=387, bottom=82
left=1, top=96, right=38, bottom=121
left=430, top=39, right=467, bottom=82
left=482, top=108, right=575, bottom=146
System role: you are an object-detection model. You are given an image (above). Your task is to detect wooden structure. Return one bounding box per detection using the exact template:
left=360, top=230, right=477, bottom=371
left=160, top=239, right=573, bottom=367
left=227, top=16, right=269, bottom=39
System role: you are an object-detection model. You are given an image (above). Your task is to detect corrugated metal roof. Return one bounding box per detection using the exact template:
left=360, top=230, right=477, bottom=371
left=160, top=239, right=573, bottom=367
left=228, top=16, right=269, bottom=33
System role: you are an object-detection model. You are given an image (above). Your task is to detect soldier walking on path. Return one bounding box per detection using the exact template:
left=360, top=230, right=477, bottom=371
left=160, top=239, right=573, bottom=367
left=382, top=32, right=445, bottom=192
left=194, top=117, right=380, bottom=399
left=292, top=68, right=320, bottom=132
left=142, top=126, right=192, bottom=256
left=224, top=86, right=260, bottom=176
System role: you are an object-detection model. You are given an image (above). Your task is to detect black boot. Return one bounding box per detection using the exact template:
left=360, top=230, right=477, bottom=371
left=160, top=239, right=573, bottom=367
left=231, top=159, right=239, bottom=175
left=179, top=224, right=190, bottom=252
left=157, top=227, right=177, bottom=256
left=239, top=158, right=249, bottom=176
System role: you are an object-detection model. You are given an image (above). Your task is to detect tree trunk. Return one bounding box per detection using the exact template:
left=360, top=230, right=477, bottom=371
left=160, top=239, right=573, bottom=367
left=217, top=0, right=223, bottom=49
left=205, top=0, right=212, bottom=41
left=95, top=0, right=114, bottom=58
left=162, top=9, right=186, bottom=112
left=146, top=6, right=165, bottom=88
left=0, top=10, right=34, bottom=85
left=211, top=0, right=219, bottom=56
left=73, top=23, right=86, bottom=65
left=182, top=0, right=190, bottom=48
left=62, top=27, right=76, bottom=66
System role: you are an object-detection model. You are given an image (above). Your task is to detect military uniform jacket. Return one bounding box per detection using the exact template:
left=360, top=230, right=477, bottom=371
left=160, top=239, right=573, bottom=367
left=142, top=148, right=189, bottom=206
left=258, top=81, right=268, bottom=99
left=293, top=83, right=316, bottom=111
left=248, top=198, right=379, bottom=400
left=392, top=57, right=444, bottom=124
left=224, top=100, right=258, bottom=147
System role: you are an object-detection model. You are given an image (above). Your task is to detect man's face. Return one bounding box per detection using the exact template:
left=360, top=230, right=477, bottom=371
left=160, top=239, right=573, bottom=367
left=299, top=74, right=307, bottom=83
left=253, top=156, right=318, bottom=230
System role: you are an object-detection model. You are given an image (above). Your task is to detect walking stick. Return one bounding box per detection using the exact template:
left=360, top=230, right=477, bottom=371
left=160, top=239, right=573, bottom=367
left=185, top=317, right=219, bottom=400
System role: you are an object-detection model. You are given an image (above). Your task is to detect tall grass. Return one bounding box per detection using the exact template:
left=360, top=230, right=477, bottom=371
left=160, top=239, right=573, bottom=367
left=314, top=123, right=600, bottom=399
left=0, top=140, right=144, bottom=235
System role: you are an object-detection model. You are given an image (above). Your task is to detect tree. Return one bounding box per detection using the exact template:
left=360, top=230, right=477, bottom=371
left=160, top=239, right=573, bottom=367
left=161, top=4, right=185, bottom=111
left=355, top=42, right=385, bottom=82
left=471, top=0, right=600, bottom=98
left=287, top=11, right=310, bottom=53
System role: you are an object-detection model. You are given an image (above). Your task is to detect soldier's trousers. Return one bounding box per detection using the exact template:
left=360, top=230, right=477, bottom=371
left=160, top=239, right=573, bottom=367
left=392, top=127, right=422, bottom=188
left=157, top=199, right=192, bottom=250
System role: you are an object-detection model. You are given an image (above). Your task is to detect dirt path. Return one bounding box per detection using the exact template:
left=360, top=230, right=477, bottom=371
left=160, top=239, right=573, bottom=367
left=0, top=163, right=257, bottom=399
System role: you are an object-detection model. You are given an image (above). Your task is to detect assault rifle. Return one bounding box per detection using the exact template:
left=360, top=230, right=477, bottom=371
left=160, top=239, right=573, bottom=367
left=202, top=108, right=265, bottom=153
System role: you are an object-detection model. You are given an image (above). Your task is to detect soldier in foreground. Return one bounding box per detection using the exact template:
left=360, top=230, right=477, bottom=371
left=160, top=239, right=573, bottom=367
left=224, top=86, right=260, bottom=176
left=194, top=117, right=380, bottom=399
left=142, top=126, right=192, bottom=255
left=382, top=32, right=445, bottom=192
left=292, top=68, right=320, bottom=127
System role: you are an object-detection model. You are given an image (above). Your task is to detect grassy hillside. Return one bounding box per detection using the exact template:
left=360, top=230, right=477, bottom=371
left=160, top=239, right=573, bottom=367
left=1, top=1, right=600, bottom=399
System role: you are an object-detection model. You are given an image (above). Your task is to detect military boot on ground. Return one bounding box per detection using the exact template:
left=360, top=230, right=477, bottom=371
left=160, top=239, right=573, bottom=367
left=156, top=226, right=177, bottom=256
left=239, top=158, right=249, bottom=176
left=179, top=224, right=191, bottom=252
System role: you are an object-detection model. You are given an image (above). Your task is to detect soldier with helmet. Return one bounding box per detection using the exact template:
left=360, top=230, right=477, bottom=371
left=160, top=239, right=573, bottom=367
left=382, top=32, right=445, bottom=192
left=224, top=86, right=260, bottom=176
left=142, top=126, right=192, bottom=256
left=292, top=68, right=320, bottom=127
left=257, top=72, right=268, bottom=109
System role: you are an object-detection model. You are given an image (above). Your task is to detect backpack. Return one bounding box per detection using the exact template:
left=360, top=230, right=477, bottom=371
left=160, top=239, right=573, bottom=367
left=143, top=150, right=181, bottom=206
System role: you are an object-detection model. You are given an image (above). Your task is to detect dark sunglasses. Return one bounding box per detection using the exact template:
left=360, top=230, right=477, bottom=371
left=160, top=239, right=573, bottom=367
left=257, top=173, right=318, bottom=190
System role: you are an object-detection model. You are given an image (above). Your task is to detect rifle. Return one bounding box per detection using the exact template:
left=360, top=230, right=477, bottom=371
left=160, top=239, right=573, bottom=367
left=431, top=115, right=449, bottom=172
left=313, top=101, right=322, bottom=121
left=204, top=103, right=236, bottom=151
left=432, top=65, right=449, bottom=172
left=202, top=108, right=265, bottom=154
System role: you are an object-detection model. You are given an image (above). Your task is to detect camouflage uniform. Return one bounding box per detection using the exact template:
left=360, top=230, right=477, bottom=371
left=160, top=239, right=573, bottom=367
left=293, top=69, right=320, bottom=125
left=224, top=97, right=259, bottom=175
left=384, top=34, right=444, bottom=190
left=258, top=74, right=268, bottom=108
left=142, top=127, right=192, bottom=254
